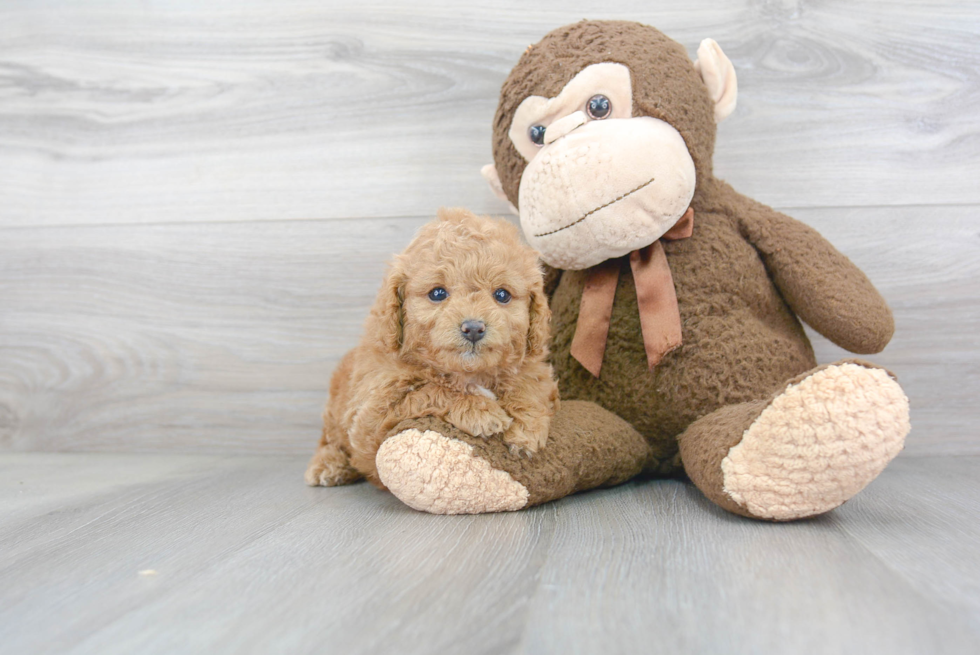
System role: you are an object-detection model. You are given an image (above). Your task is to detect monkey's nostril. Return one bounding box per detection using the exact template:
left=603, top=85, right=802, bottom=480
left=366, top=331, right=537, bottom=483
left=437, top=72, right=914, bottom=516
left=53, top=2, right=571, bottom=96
left=460, top=320, right=486, bottom=343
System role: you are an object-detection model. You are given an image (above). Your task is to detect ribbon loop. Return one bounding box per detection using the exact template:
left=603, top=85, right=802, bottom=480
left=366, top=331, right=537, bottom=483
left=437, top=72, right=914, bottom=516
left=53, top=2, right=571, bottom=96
left=569, top=258, right=620, bottom=378
left=629, top=242, right=682, bottom=369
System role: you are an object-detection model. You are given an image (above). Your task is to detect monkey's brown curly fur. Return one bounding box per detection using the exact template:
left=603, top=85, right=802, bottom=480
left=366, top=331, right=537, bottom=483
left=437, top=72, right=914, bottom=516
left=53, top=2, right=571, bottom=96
left=305, top=208, right=559, bottom=489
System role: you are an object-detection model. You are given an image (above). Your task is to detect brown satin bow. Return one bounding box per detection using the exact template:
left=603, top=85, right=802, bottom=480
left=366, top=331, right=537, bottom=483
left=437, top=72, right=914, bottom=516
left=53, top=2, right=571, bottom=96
left=570, top=208, right=694, bottom=377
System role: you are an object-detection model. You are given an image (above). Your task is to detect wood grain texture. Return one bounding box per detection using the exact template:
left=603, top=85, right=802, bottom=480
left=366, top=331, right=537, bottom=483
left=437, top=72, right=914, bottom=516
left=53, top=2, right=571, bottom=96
left=835, top=456, right=980, bottom=639
left=1, top=453, right=978, bottom=654
left=2, top=205, right=977, bottom=455
left=0, top=0, right=978, bottom=227
left=0, top=215, right=430, bottom=454
left=1, top=1, right=978, bottom=455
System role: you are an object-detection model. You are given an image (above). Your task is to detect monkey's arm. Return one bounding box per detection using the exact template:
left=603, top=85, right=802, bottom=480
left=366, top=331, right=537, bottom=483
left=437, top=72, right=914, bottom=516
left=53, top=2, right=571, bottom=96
left=730, top=189, right=894, bottom=354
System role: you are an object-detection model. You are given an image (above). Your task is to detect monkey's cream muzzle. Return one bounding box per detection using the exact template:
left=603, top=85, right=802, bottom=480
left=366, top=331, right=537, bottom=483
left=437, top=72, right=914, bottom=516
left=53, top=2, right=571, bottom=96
left=518, top=116, right=696, bottom=270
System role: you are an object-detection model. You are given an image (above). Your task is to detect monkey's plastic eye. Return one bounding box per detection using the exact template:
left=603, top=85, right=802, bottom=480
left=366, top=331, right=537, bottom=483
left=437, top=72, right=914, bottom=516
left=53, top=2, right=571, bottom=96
left=528, top=125, right=546, bottom=146
left=493, top=288, right=512, bottom=304
left=586, top=95, right=612, bottom=119
left=428, top=287, right=448, bottom=302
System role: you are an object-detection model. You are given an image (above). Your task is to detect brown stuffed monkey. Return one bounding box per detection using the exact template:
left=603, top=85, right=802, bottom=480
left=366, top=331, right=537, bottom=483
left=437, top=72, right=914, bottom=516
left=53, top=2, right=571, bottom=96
left=373, top=20, right=910, bottom=519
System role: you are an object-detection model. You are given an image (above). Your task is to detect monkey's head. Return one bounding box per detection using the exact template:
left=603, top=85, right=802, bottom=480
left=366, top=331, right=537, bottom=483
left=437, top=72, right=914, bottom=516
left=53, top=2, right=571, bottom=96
left=483, top=21, right=737, bottom=270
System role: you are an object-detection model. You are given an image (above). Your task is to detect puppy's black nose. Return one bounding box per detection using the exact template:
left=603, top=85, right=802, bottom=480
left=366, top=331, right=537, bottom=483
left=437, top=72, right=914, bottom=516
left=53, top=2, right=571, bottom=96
left=460, top=319, right=486, bottom=343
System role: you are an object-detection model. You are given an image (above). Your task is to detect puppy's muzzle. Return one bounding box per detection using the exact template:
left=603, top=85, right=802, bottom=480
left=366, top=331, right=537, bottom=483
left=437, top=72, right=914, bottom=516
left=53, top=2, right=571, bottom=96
left=460, top=319, right=486, bottom=343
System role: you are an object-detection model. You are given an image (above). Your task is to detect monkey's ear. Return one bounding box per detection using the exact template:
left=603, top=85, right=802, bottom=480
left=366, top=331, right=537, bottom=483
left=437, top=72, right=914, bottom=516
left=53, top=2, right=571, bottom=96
left=481, top=164, right=520, bottom=216
left=694, top=38, right=738, bottom=123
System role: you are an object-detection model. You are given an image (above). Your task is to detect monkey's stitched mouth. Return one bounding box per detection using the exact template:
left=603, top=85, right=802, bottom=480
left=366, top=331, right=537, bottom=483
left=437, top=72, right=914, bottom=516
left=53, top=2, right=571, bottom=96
left=532, top=177, right=655, bottom=238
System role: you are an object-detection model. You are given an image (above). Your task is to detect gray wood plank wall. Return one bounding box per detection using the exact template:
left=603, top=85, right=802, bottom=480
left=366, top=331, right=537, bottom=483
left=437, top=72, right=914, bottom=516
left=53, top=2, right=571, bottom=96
left=2, top=0, right=978, bottom=455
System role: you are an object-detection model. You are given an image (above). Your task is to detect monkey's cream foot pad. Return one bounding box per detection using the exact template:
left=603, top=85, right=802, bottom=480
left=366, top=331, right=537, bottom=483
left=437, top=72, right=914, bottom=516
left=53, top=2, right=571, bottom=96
left=376, top=429, right=529, bottom=514
left=722, top=363, right=911, bottom=521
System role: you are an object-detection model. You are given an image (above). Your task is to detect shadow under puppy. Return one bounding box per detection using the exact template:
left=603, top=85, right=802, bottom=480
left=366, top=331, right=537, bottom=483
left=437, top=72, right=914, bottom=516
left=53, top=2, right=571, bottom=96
left=306, top=207, right=559, bottom=489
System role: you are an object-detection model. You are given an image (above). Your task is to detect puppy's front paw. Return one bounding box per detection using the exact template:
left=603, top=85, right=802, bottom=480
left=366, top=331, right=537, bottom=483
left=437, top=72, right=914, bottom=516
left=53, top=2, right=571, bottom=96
left=446, top=399, right=513, bottom=438
left=502, top=422, right=547, bottom=458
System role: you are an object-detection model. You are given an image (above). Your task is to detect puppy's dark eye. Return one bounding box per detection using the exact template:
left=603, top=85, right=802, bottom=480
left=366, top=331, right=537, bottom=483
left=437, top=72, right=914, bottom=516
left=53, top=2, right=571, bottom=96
left=586, top=94, right=612, bottom=119
left=528, top=125, right=546, bottom=146
left=493, top=288, right=511, bottom=304
left=428, top=287, right=448, bottom=302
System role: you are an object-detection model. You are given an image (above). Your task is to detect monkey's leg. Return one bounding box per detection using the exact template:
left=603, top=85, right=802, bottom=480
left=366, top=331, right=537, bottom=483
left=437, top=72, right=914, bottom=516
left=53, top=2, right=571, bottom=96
left=374, top=400, right=652, bottom=514
left=678, top=360, right=909, bottom=521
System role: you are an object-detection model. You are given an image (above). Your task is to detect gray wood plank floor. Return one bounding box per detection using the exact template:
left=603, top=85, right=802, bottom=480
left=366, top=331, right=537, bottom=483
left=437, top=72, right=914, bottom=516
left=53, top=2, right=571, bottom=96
left=1, top=453, right=978, bottom=655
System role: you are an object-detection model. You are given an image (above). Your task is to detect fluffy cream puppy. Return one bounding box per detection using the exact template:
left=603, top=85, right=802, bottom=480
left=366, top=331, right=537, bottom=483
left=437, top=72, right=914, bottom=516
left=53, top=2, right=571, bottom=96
left=305, top=208, right=559, bottom=489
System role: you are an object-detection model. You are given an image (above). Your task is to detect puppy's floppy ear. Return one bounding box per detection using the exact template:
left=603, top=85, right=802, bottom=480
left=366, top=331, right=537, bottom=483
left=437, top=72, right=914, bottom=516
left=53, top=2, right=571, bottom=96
left=369, top=258, right=407, bottom=353
left=526, top=279, right=552, bottom=360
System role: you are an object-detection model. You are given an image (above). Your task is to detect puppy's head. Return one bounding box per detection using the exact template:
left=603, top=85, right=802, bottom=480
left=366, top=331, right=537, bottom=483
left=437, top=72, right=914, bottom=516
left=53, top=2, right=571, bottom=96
left=368, top=207, right=550, bottom=374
